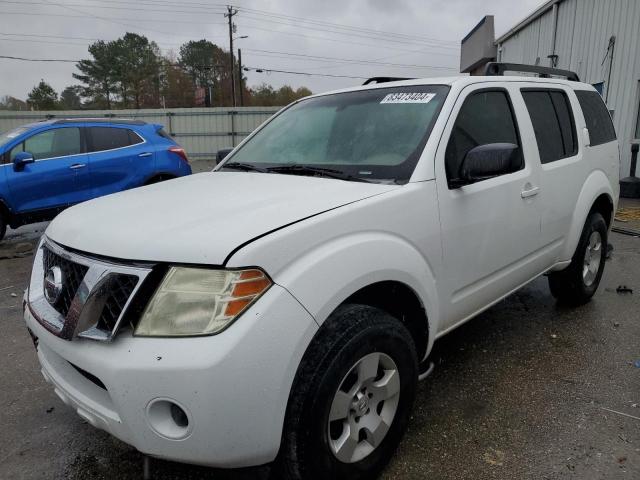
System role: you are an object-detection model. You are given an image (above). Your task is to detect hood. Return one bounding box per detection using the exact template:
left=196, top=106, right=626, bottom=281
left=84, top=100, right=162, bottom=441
left=46, top=172, right=398, bottom=264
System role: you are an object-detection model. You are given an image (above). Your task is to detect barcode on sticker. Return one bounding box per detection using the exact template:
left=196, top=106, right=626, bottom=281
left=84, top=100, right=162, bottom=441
left=380, top=92, right=436, bottom=104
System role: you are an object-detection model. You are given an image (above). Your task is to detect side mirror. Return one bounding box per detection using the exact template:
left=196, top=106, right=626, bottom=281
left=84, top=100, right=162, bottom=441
left=13, top=151, right=35, bottom=171
left=453, top=143, right=520, bottom=187
left=216, top=148, right=233, bottom=165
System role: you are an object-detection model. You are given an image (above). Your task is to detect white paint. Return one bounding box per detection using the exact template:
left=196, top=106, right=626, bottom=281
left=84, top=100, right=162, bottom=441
left=28, top=74, right=619, bottom=468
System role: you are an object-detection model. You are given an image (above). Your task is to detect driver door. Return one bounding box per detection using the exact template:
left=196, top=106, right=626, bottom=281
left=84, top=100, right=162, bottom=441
left=5, top=126, right=88, bottom=213
left=435, top=84, right=545, bottom=329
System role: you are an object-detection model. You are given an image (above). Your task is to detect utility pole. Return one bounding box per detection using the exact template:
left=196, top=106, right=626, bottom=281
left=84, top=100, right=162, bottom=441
left=225, top=5, right=238, bottom=107
left=238, top=48, right=243, bottom=106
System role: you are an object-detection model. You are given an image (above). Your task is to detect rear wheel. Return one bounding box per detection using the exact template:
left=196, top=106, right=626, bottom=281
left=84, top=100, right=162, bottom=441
left=548, top=212, right=607, bottom=305
left=279, top=304, right=418, bottom=480
left=144, top=174, right=175, bottom=185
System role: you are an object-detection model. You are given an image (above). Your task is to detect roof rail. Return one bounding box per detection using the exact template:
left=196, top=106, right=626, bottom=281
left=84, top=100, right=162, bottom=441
left=51, top=118, right=147, bottom=125
left=484, top=62, right=580, bottom=82
left=362, top=77, right=414, bottom=85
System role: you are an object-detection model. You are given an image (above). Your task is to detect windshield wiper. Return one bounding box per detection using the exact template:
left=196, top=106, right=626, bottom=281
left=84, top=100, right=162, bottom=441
left=267, top=165, right=372, bottom=183
left=221, top=162, right=269, bottom=173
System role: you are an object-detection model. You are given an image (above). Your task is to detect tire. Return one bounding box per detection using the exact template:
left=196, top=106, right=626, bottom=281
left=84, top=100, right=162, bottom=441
left=548, top=212, right=607, bottom=305
left=144, top=175, right=174, bottom=185
left=278, top=304, right=418, bottom=480
left=0, top=212, right=6, bottom=242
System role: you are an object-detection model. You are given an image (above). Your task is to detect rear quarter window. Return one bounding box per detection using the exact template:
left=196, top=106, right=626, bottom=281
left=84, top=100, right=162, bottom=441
left=575, top=90, right=616, bottom=146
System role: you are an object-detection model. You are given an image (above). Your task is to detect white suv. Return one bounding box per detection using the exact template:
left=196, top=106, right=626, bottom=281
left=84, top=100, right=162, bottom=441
left=24, top=65, right=619, bottom=479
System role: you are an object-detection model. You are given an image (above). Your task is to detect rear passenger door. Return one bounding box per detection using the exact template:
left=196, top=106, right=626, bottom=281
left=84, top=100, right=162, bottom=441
left=86, top=126, right=150, bottom=197
left=435, top=84, right=545, bottom=328
left=519, top=85, right=584, bottom=261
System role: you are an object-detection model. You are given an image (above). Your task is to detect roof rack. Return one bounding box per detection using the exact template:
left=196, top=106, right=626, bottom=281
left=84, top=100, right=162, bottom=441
left=484, top=62, right=580, bottom=82
left=362, top=77, right=414, bottom=85
left=51, top=118, right=147, bottom=125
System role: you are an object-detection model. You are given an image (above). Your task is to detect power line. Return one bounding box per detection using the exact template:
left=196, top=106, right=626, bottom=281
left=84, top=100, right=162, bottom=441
left=0, top=0, right=459, bottom=49
left=238, top=13, right=459, bottom=50
left=29, top=0, right=459, bottom=46
left=244, top=48, right=458, bottom=70
left=244, top=66, right=367, bottom=80
left=0, top=55, right=79, bottom=62
left=0, top=9, right=226, bottom=26
left=235, top=23, right=459, bottom=56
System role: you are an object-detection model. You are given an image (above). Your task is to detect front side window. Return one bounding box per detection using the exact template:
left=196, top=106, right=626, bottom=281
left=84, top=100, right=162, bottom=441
left=224, top=85, right=450, bottom=183
left=445, top=90, right=522, bottom=183
left=575, top=90, right=616, bottom=146
left=88, top=127, right=142, bottom=152
left=22, top=127, right=81, bottom=160
left=522, top=89, right=577, bottom=164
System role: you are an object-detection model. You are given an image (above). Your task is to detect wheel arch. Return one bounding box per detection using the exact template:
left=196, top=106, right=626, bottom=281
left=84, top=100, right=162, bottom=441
left=340, top=280, right=429, bottom=361
left=559, top=170, right=615, bottom=261
left=270, top=231, right=440, bottom=361
left=143, top=172, right=177, bottom=185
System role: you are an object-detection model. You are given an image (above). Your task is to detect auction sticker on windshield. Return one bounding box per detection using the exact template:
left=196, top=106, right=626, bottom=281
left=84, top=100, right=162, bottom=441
left=380, top=92, right=436, bottom=104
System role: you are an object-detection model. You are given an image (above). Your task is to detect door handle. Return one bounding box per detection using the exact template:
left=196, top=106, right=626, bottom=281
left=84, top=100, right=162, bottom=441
left=69, top=163, right=86, bottom=170
left=521, top=185, right=540, bottom=198
left=138, top=152, right=152, bottom=157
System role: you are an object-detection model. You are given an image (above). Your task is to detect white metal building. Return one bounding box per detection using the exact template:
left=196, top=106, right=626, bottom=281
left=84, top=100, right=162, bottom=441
left=464, top=0, right=640, bottom=176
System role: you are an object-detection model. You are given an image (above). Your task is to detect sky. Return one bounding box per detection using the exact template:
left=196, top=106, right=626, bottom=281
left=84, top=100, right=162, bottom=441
left=0, top=0, right=544, bottom=101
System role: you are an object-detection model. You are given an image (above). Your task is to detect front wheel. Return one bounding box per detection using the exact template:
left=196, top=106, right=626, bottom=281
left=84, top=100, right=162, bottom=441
left=548, top=212, right=607, bottom=305
left=279, top=305, right=418, bottom=480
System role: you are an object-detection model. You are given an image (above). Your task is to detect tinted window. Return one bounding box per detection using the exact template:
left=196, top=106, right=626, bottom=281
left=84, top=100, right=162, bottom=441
left=157, top=128, right=172, bottom=140
left=88, top=127, right=142, bottom=152
left=22, top=127, right=81, bottom=160
left=575, top=90, right=616, bottom=146
left=522, top=89, right=577, bottom=164
left=445, top=90, right=522, bottom=182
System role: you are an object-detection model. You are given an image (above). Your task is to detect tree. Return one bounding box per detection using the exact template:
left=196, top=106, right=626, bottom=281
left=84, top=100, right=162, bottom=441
left=27, top=80, right=58, bottom=110
left=179, top=40, right=235, bottom=106
left=248, top=84, right=312, bottom=106
left=112, top=33, right=161, bottom=109
left=0, top=95, right=28, bottom=111
left=59, top=86, right=83, bottom=109
left=159, top=55, right=195, bottom=108
left=74, top=40, right=118, bottom=109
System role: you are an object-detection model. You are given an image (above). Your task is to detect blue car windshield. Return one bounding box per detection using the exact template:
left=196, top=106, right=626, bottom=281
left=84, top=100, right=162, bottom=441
left=0, top=127, right=28, bottom=149
left=224, top=85, right=450, bottom=184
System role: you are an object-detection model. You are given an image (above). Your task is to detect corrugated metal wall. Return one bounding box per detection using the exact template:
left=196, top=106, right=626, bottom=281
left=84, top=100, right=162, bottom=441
left=497, top=0, right=640, bottom=176
left=0, top=107, right=281, bottom=160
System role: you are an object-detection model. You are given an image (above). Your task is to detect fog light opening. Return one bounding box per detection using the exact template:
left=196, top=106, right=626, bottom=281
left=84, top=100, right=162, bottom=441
left=146, top=398, right=192, bottom=440
left=170, top=403, right=189, bottom=428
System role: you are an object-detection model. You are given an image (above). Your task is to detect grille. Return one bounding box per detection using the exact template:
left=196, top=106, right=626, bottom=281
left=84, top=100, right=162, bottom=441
left=96, top=274, right=139, bottom=332
left=42, top=246, right=89, bottom=317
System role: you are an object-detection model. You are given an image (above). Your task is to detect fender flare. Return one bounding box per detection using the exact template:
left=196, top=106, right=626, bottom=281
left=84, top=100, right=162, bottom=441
left=559, top=169, right=614, bottom=261
left=274, top=231, right=440, bottom=357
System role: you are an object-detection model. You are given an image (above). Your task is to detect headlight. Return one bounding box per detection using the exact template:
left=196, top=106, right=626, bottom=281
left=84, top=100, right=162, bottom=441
left=134, top=267, right=271, bottom=337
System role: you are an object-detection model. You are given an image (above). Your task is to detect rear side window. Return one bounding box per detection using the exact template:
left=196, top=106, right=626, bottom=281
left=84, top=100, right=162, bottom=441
left=445, top=90, right=522, bottom=183
left=87, top=127, right=143, bottom=152
left=575, top=90, right=616, bottom=146
left=522, top=89, right=577, bottom=164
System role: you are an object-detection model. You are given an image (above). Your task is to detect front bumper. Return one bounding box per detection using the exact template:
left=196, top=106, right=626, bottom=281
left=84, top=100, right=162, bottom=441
left=25, top=284, right=318, bottom=468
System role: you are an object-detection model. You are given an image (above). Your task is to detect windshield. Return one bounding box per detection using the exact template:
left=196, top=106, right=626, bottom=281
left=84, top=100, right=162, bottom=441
left=0, top=127, right=28, bottom=149
left=224, top=85, right=449, bottom=183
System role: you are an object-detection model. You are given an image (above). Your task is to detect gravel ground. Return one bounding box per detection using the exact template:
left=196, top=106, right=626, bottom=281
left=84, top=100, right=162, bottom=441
left=0, top=223, right=638, bottom=479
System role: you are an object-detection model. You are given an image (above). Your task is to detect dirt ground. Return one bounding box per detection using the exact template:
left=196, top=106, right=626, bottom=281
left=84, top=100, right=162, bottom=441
left=0, top=183, right=638, bottom=479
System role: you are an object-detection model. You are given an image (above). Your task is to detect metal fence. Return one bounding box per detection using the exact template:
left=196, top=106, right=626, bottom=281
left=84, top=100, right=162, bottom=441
left=0, top=107, right=281, bottom=160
